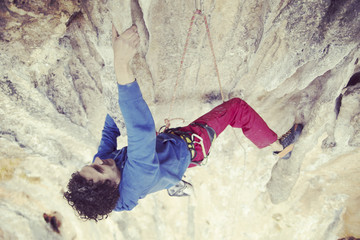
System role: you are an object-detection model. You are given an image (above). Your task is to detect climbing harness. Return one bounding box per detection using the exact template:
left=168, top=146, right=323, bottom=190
left=165, top=123, right=216, bottom=166
left=165, top=128, right=197, bottom=160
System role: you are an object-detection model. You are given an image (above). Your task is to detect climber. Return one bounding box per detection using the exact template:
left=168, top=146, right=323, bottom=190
left=63, top=24, right=303, bottom=221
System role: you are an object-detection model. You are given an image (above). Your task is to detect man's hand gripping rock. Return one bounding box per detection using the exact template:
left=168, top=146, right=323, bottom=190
left=112, top=24, right=140, bottom=85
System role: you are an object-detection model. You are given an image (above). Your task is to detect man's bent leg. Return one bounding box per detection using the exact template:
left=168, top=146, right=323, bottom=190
left=179, top=98, right=277, bottom=167
left=193, top=98, right=277, bottom=148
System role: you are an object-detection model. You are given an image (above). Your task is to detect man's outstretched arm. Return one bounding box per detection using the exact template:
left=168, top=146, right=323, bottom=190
left=112, top=25, right=159, bottom=211
left=112, top=24, right=157, bottom=165
left=92, top=24, right=138, bottom=161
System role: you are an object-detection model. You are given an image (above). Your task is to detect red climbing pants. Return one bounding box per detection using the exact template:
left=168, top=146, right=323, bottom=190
left=178, top=98, right=278, bottom=167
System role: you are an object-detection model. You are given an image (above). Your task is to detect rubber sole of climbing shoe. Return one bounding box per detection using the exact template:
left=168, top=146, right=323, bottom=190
left=274, top=123, right=304, bottom=159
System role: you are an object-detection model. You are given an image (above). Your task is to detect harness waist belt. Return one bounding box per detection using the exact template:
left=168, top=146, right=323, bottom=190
left=165, top=123, right=216, bottom=165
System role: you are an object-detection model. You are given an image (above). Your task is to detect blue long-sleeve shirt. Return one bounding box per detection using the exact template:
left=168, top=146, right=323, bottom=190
left=94, top=81, right=191, bottom=211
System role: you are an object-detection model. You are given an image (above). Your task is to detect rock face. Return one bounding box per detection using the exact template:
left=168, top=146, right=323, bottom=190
left=1, top=0, right=359, bottom=239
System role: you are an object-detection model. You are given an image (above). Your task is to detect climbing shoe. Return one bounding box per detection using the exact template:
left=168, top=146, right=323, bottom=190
left=274, top=123, right=304, bottom=159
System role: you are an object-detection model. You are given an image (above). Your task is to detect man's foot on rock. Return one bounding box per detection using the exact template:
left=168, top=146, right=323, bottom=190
left=273, top=123, right=304, bottom=159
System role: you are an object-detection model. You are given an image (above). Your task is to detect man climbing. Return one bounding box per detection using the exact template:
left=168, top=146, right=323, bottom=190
left=64, top=25, right=303, bottom=221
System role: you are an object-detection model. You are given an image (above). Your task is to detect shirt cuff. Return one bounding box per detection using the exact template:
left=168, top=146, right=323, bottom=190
left=117, top=80, right=142, bottom=101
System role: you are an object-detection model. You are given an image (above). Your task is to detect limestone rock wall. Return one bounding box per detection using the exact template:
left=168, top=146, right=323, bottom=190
left=1, top=0, right=359, bottom=239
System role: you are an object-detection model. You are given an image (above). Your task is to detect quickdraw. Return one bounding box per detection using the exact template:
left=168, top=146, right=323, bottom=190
left=164, top=2, right=224, bottom=130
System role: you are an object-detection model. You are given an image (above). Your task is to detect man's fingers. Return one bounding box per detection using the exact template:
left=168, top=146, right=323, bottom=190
left=113, top=24, right=138, bottom=46
left=121, top=25, right=138, bottom=39
left=128, top=32, right=140, bottom=45
left=112, top=24, right=139, bottom=53
left=134, top=39, right=140, bottom=49
left=132, top=37, right=140, bottom=48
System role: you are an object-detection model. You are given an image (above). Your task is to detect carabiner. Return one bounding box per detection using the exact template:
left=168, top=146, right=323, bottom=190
left=191, top=133, right=208, bottom=166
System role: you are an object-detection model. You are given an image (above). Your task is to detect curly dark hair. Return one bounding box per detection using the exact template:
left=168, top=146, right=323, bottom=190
left=63, top=172, right=120, bottom=221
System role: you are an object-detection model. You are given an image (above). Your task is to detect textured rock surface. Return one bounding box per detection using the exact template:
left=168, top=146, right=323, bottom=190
left=1, top=0, right=359, bottom=239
